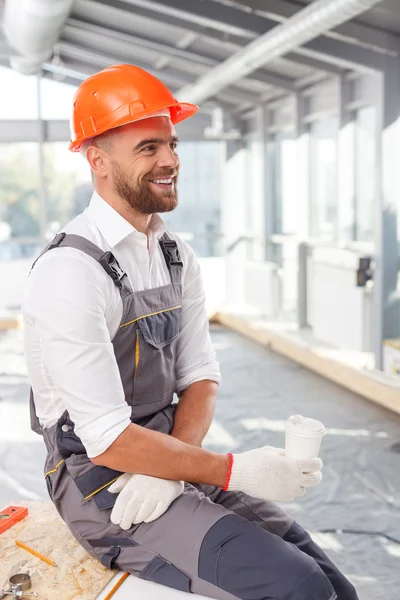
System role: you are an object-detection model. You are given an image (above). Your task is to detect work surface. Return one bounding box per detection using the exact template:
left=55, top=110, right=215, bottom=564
left=0, top=502, right=208, bottom=600
left=0, top=501, right=116, bottom=600
left=0, top=325, right=400, bottom=599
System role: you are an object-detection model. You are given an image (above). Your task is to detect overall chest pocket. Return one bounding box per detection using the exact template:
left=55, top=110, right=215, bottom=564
left=132, top=306, right=181, bottom=405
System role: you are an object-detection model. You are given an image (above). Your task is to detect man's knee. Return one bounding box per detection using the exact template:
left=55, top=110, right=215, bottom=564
left=283, top=522, right=358, bottom=600
left=198, top=514, right=336, bottom=600
left=338, top=579, right=358, bottom=600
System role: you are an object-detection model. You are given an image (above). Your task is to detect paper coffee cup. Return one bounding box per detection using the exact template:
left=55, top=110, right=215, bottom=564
left=285, top=414, right=326, bottom=459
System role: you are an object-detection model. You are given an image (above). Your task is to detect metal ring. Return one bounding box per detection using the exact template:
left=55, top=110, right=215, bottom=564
left=9, top=574, right=31, bottom=592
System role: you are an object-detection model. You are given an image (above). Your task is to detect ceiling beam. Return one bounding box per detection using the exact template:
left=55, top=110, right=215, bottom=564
left=0, top=114, right=212, bottom=142
left=241, top=0, right=400, bottom=55
left=252, top=71, right=295, bottom=91
left=58, top=42, right=194, bottom=86
left=59, top=41, right=259, bottom=106
left=104, top=0, right=277, bottom=39
left=65, top=18, right=216, bottom=67
left=118, top=0, right=397, bottom=71
left=284, top=52, right=343, bottom=75
left=298, top=36, right=394, bottom=73
left=0, top=118, right=71, bottom=143
left=41, top=69, right=86, bottom=88
left=70, top=0, right=338, bottom=78
left=63, top=20, right=295, bottom=92
left=42, top=61, right=87, bottom=82
left=72, top=0, right=235, bottom=41
left=176, top=0, right=392, bottom=104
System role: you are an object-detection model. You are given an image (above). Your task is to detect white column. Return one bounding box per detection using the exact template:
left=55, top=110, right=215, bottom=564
left=220, top=139, right=249, bottom=313
left=337, top=75, right=356, bottom=244
left=294, top=93, right=310, bottom=238
left=246, top=106, right=267, bottom=261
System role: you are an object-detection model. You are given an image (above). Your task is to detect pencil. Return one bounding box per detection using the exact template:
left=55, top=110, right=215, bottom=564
left=15, top=540, right=57, bottom=567
left=103, top=572, right=129, bottom=600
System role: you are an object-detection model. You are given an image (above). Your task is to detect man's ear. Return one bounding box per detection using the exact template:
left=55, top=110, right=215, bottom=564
left=87, top=146, right=109, bottom=179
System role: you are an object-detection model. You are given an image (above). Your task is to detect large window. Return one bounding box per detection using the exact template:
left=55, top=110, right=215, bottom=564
left=0, top=67, right=39, bottom=119
left=0, top=143, right=40, bottom=258
left=355, top=106, right=376, bottom=242
left=309, top=117, right=339, bottom=240
left=164, top=141, right=222, bottom=257
left=40, top=77, right=78, bottom=120
left=0, top=142, right=92, bottom=260
left=272, top=131, right=296, bottom=235
left=43, top=142, right=92, bottom=226
left=268, top=131, right=298, bottom=320
left=0, top=140, right=222, bottom=259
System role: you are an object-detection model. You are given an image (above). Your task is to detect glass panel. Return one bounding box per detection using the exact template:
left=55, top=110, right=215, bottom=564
left=0, top=67, right=39, bottom=119
left=270, top=132, right=298, bottom=321
left=0, top=139, right=222, bottom=259
left=355, top=106, right=376, bottom=243
left=274, top=131, right=296, bottom=235
left=0, top=141, right=93, bottom=259
left=43, top=142, right=92, bottom=228
left=0, top=68, right=77, bottom=120
left=164, top=141, right=222, bottom=257
left=39, top=78, right=78, bottom=120
left=310, top=117, right=339, bottom=240
left=0, top=143, right=40, bottom=258
left=0, top=143, right=42, bottom=311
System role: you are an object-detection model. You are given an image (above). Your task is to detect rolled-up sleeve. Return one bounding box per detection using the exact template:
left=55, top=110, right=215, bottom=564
left=23, top=252, right=131, bottom=458
left=175, top=244, right=221, bottom=394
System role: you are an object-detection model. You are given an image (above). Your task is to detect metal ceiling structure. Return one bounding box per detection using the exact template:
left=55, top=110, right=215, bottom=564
left=1, top=0, right=400, bottom=129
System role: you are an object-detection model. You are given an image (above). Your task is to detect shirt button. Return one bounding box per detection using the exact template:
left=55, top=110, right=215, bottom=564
left=61, top=424, right=71, bottom=432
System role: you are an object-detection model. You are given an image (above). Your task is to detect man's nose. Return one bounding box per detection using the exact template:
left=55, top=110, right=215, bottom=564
left=157, top=146, right=179, bottom=169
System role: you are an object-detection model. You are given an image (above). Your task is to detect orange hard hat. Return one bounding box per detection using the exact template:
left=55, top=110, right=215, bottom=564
left=69, top=64, right=198, bottom=152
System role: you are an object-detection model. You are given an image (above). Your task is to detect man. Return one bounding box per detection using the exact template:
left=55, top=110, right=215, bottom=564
left=22, top=64, right=357, bottom=600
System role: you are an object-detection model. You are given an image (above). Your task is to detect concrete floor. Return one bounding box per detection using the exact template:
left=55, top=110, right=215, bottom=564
left=1, top=324, right=400, bottom=599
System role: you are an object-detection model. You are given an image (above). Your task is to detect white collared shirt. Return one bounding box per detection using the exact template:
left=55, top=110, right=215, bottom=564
left=22, top=192, right=221, bottom=458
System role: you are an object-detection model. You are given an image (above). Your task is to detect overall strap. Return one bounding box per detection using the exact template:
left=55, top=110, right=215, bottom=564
left=159, top=232, right=183, bottom=285
left=31, top=233, right=132, bottom=298
left=29, top=388, right=43, bottom=435
left=29, top=233, right=134, bottom=436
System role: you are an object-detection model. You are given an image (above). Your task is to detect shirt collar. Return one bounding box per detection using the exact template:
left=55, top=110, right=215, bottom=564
left=87, top=191, right=167, bottom=248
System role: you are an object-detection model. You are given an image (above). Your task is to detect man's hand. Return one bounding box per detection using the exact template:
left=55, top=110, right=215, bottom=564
left=108, top=473, right=184, bottom=530
left=224, top=446, right=322, bottom=502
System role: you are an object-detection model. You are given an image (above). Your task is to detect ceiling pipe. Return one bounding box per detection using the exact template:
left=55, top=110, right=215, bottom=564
left=177, top=0, right=385, bottom=104
left=2, top=0, right=75, bottom=75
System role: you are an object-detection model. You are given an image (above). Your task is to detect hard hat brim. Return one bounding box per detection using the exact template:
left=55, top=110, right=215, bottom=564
left=69, top=100, right=198, bottom=153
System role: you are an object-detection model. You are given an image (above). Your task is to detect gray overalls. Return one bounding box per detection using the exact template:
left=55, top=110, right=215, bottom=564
left=29, top=232, right=347, bottom=600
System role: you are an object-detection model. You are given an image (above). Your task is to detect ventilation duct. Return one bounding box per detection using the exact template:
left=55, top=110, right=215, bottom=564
left=2, top=0, right=75, bottom=75
left=177, top=0, right=385, bottom=104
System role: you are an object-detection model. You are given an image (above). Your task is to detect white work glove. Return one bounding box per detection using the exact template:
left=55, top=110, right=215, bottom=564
left=224, top=446, right=322, bottom=502
left=108, top=473, right=184, bottom=530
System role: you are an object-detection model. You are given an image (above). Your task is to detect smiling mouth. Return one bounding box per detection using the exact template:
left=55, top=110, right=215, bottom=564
left=148, top=177, right=175, bottom=188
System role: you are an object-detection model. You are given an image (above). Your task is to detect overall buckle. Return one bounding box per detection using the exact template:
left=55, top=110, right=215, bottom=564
left=99, top=251, right=127, bottom=288
left=160, top=240, right=183, bottom=268
left=48, top=232, right=66, bottom=250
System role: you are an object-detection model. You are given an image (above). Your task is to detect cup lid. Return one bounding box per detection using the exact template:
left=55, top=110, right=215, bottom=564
left=285, top=414, right=326, bottom=437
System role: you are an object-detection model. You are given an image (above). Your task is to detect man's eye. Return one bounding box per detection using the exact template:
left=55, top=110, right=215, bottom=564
left=170, top=142, right=178, bottom=150
left=143, top=145, right=156, bottom=152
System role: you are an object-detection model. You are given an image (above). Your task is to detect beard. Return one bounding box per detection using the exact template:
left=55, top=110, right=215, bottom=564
left=111, top=161, right=178, bottom=215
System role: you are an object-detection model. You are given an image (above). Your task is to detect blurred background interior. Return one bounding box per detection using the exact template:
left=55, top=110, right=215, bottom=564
left=0, top=1, right=400, bottom=599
